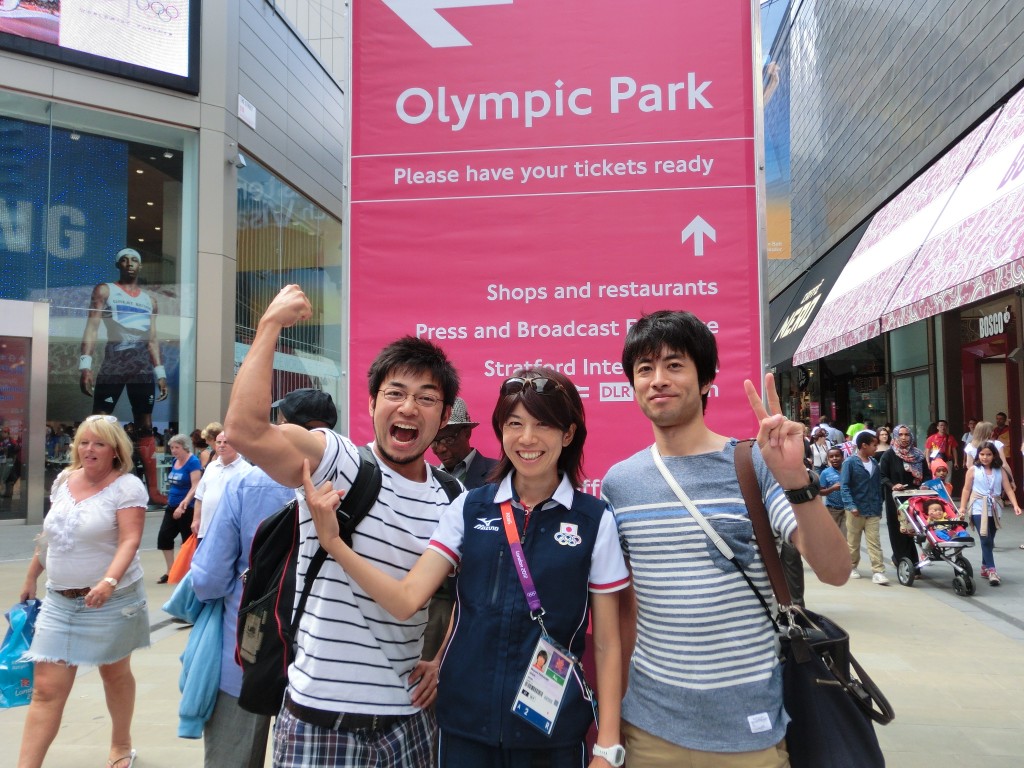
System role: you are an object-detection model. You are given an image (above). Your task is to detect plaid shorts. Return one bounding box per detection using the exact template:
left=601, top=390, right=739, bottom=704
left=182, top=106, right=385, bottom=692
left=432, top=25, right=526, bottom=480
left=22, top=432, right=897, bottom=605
left=273, top=705, right=436, bottom=768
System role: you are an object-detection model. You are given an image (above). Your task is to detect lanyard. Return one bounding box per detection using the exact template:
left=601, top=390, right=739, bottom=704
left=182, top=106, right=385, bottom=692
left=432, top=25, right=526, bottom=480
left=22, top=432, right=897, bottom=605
left=500, top=500, right=546, bottom=623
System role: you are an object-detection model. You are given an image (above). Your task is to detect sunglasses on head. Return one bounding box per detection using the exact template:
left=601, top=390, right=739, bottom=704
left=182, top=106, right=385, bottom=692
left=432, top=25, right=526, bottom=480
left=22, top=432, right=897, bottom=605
left=86, top=415, right=119, bottom=424
left=500, top=376, right=565, bottom=397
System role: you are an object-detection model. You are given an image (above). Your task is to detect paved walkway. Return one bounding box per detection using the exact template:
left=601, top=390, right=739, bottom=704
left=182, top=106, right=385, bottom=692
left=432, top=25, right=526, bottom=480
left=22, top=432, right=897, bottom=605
left=2, top=509, right=1024, bottom=767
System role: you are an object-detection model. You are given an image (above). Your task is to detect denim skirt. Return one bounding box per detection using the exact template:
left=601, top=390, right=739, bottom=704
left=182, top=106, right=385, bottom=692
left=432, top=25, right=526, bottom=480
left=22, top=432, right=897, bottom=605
left=26, top=578, right=151, bottom=666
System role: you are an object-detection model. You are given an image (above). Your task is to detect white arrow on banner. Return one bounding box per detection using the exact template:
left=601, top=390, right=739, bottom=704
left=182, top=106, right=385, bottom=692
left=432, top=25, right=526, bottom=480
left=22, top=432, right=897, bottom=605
left=681, top=216, right=716, bottom=256
left=381, top=0, right=513, bottom=48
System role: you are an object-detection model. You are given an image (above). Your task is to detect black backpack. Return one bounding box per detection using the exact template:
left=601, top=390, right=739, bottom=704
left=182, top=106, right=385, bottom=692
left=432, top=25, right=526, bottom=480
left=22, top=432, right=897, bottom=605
left=235, top=445, right=461, bottom=715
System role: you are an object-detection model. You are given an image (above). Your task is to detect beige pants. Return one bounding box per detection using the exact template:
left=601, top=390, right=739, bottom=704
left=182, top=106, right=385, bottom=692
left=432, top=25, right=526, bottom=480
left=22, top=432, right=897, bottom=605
left=847, top=512, right=884, bottom=572
left=622, top=720, right=789, bottom=768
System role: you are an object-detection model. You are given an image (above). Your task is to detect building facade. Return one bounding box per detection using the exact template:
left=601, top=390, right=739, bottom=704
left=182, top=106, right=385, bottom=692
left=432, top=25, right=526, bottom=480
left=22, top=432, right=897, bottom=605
left=765, top=0, right=1024, bottom=485
left=0, top=0, right=346, bottom=522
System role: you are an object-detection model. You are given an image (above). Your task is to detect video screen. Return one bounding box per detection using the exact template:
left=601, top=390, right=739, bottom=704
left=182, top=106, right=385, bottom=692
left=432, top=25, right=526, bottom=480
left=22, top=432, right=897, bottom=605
left=0, top=1, right=199, bottom=93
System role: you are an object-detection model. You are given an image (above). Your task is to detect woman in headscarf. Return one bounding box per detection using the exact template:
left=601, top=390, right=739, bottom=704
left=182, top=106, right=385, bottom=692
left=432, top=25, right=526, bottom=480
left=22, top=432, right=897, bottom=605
left=879, top=424, right=931, bottom=567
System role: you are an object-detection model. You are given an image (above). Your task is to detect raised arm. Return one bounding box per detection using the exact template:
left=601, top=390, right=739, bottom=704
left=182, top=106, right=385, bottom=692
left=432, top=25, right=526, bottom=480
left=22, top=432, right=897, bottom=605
left=744, top=373, right=849, bottom=586
left=225, top=285, right=326, bottom=487
left=80, top=282, right=109, bottom=397
left=303, top=460, right=450, bottom=620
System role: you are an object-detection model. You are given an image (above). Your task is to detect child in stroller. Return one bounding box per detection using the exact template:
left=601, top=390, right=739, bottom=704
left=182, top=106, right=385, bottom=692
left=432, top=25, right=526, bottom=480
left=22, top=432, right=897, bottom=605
left=893, top=489, right=976, bottom=595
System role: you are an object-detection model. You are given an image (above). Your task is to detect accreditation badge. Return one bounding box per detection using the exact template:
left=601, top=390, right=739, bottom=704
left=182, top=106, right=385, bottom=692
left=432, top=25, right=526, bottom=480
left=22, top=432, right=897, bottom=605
left=512, top=635, right=576, bottom=736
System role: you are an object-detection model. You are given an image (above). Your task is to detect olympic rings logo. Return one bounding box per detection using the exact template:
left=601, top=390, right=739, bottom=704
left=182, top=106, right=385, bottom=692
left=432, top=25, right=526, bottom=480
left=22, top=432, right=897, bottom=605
left=136, top=0, right=179, bottom=22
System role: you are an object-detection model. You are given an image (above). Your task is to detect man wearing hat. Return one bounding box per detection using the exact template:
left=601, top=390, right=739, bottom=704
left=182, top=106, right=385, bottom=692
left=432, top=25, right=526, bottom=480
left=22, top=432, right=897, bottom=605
left=430, top=396, right=497, bottom=489
left=191, top=388, right=338, bottom=768
left=79, top=247, right=168, bottom=503
left=424, top=397, right=497, bottom=659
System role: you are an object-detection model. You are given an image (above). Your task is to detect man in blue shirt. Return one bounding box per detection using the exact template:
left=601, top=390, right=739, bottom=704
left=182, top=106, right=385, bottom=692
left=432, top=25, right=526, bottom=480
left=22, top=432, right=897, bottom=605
left=840, top=432, right=888, bottom=584
left=191, top=389, right=338, bottom=768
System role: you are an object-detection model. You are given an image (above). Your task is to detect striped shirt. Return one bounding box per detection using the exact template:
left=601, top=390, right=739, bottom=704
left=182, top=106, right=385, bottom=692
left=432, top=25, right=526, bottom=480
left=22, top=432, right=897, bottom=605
left=287, top=430, right=458, bottom=714
left=602, top=439, right=797, bottom=752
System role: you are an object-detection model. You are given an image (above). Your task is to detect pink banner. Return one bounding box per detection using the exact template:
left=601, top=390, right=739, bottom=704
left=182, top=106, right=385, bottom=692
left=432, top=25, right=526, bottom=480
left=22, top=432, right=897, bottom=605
left=350, top=0, right=763, bottom=482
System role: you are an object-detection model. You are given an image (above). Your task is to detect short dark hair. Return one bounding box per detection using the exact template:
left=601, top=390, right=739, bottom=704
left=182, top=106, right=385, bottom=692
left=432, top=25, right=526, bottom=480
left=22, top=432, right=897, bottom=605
left=621, top=311, right=718, bottom=411
left=827, top=447, right=844, bottom=457
left=975, top=441, right=1004, bottom=468
left=489, top=368, right=587, bottom=488
left=855, top=431, right=877, bottom=448
left=367, top=336, right=460, bottom=407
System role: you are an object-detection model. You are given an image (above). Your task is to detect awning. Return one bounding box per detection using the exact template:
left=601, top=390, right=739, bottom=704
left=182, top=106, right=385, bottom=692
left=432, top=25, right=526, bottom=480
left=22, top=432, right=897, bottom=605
left=794, top=87, right=1024, bottom=365
left=768, top=221, right=867, bottom=367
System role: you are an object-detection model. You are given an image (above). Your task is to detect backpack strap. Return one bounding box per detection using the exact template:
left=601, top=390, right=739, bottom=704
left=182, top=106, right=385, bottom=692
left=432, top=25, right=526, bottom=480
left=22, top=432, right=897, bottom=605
left=289, top=444, right=384, bottom=637
left=430, top=465, right=463, bottom=502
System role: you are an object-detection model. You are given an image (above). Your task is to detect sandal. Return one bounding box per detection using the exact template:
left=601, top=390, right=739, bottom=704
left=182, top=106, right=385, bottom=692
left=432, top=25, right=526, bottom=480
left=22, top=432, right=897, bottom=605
left=107, top=748, right=137, bottom=768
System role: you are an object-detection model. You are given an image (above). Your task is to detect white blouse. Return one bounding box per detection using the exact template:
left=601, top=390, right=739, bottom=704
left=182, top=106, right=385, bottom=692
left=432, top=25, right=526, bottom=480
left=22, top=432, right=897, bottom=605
left=44, top=472, right=148, bottom=590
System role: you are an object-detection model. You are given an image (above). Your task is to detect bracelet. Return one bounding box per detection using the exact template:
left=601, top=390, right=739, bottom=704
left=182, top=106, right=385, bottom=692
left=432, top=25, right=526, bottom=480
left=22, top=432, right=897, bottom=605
left=79, top=355, right=93, bottom=371
left=153, top=365, right=167, bottom=381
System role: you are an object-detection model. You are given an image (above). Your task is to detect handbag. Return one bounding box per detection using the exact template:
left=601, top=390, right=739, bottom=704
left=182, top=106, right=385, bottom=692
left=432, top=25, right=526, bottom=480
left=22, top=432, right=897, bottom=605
left=168, top=533, right=198, bottom=584
left=733, top=440, right=895, bottom=768
left=0, top=599, right=41, bottom=708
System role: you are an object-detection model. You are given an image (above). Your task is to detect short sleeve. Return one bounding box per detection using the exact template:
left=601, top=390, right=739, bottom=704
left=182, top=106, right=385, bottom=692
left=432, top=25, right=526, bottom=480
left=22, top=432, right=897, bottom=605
left=427, top=494, right=467, bottom=567
left=116, top=473, right=149, bottom=510
left=589, top=505, right=630, bottom=593
left=310, top=430, right=363, bottom=492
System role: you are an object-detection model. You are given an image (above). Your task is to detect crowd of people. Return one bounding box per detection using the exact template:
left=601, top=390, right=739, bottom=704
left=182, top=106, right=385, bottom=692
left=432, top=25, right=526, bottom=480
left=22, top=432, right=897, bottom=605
left=808, top=414, right=1023, bottom=588
left=13, top=285, right=1023, bottom=768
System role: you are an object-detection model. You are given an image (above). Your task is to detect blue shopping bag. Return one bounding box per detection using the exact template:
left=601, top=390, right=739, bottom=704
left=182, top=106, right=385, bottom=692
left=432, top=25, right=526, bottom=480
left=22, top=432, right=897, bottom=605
left=0, top=599, right=41, bottom=708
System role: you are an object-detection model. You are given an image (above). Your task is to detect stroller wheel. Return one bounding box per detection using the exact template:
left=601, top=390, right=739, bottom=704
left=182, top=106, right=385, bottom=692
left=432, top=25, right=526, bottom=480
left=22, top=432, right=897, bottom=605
left=897, top=557, right=916, bottom=587
left=954, top=556, right=973, bottom=578
left=953, top=575, right=976, bottom=596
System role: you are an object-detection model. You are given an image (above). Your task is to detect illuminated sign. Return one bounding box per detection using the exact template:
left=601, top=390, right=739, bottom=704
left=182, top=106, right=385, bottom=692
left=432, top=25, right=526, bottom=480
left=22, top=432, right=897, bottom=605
left=0, top=0, right=200, bottom=94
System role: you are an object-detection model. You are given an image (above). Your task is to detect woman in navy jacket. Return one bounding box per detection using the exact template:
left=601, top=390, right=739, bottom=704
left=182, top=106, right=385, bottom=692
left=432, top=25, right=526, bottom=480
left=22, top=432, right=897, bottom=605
left=305, top=369, right=629, bottom=768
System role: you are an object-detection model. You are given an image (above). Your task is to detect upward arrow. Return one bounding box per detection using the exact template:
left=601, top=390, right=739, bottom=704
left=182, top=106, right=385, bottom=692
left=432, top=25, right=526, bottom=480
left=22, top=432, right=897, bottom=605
left=381, top=0, right=513, bottom=48
left=681, top=216, right=716, bottom=256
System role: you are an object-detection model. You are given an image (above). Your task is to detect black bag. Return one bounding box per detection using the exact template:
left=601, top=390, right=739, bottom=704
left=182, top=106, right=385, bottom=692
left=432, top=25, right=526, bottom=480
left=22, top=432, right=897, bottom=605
left=235, top=446, right=462, bottom=715
left=734, top=440, right=894, bottom=768
left=236, top=445, right=382, bottom=715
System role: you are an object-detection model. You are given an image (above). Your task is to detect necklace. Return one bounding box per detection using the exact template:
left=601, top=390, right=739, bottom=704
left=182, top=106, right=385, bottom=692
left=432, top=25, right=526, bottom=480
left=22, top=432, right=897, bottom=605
left=83, top=467, right=115, bottom=487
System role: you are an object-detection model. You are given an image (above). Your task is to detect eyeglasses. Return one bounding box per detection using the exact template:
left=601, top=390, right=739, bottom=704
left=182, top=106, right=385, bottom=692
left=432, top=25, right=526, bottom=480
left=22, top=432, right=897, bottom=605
left=86, top=415, right=119, bottom=424
left=379, top=388, right=443, bottom=408
left=500, top=377, right=565, bottom=397
left=431, top=432, right=462, bottom=447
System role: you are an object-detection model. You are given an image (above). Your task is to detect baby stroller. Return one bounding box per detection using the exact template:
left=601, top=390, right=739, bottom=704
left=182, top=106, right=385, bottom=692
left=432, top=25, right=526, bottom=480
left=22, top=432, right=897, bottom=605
left=892, top=489, right=976, bottom=596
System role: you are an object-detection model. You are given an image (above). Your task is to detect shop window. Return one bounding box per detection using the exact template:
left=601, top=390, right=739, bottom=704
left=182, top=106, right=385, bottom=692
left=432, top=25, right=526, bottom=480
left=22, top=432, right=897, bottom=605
left=0, top=97, right=196, bottom=519
left=235, top=157, right=343, bottom=411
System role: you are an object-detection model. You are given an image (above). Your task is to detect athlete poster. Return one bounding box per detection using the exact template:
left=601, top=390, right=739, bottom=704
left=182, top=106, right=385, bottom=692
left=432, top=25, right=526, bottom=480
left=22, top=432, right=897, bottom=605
left=350, top=0, right=764, bottom=480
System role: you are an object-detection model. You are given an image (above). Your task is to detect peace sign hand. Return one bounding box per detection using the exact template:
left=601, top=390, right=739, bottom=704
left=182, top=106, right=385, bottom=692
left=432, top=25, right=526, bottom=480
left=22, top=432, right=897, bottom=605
left=743, top=372, right=811, bottom=489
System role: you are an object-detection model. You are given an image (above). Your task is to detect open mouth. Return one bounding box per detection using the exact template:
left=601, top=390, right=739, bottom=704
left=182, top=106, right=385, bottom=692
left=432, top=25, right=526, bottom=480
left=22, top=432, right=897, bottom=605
left=390, top=423, right=419, bottom=445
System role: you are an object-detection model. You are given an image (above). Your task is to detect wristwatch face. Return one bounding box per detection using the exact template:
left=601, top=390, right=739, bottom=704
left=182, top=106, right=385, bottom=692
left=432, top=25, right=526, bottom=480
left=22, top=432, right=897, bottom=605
left=594, top=744, right=626, bottom=766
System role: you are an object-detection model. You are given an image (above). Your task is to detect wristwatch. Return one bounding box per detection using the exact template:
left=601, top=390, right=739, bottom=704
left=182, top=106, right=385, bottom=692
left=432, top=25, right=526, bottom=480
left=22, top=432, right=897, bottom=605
left=102, top=576, right=119, bottom=588
left=592, top=743, right=626, bottom=767
left=783, top=470, right=820, bottom=505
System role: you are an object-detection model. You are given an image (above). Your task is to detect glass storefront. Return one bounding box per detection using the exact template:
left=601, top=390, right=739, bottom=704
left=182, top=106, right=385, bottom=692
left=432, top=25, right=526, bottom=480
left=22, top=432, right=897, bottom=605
left=235, top=157, right=344, bottom=423
left=0, top=92, right=197, bottom=520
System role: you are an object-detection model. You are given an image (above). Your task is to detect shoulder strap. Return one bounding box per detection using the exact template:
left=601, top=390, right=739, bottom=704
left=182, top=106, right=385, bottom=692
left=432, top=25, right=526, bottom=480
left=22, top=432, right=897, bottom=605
left=290, top=444, right=384, bottom=635
left=734, top=439, right=793, bottom=607
left=430, top=464, right=463, bottom=501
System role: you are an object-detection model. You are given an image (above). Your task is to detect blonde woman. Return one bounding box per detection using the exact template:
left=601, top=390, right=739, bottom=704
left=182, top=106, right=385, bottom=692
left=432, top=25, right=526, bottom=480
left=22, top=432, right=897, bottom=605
left=18, top=415, right=149, bottom=768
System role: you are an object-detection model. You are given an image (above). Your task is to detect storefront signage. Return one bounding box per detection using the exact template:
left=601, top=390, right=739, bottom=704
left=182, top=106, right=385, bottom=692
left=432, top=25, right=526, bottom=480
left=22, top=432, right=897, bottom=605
left=774, top=278, right=824, bottom=342
left=349, top=0, right=763, bottom=478
left=979, top=307, right=1011, bottom=339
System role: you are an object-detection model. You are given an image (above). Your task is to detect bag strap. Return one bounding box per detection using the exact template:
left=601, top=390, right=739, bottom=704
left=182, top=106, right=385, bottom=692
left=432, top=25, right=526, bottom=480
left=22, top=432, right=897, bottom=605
left=430, top=465, right=463, bottom=502
left=290, top=444, right=384, bottom=636
left=649, top=444, right=778, bottom=627
left=734, top=439, right=794, bottom=608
